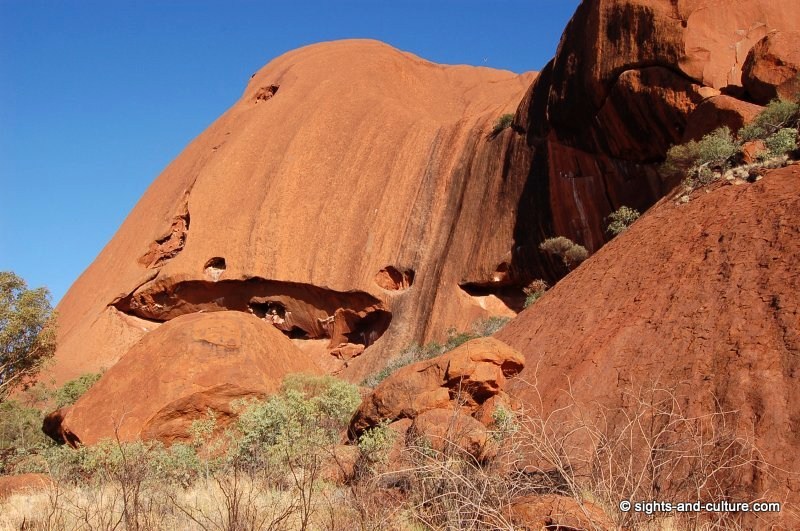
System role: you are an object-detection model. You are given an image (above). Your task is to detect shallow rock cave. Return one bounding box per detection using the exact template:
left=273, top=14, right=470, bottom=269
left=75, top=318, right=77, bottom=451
left=112, top=277, right=392, bottom=348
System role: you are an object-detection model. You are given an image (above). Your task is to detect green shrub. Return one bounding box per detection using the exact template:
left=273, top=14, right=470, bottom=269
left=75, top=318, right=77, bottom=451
left=0, top=399, right=54, bottom=473
left=490, top=405, right=519, bottom=442
left=358, top=420, right=395, bottom=468
left=764, top=128, right=798, bottom=157
left=233, top=374, right=361, bottom=466
left=662, top=127, right=738, bottom=180
left=54, top=372, right=102, bottom=408
left=492, top=113, right=514, bottom=134
left=0, top=271, right=57, bottom=400
left=539, top=236, right=589, bottom=269
left=739, top=99, right=800, bottom=142
left=607, top=206, right=641, bottom=236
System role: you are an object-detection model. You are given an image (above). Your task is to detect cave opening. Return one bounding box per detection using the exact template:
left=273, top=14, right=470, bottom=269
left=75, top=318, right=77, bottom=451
left=344, top=309, right=392, bottom=347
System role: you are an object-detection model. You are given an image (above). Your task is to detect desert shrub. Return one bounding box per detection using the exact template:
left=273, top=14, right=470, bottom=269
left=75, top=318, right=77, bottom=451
left=233, top=374, right=360, bottom=468
left=662, top=127, right=738, bottom=181
left=489, top=405, right=519, bottom=443
left=739, top=99, right=800, bottom=141
left=492, top=113, right=514, bottom=134
left=523, top=279, right=549, bottom=308
left=764, top=127, right=798, bottom=157
left=539, top=236, right=589, bottom=269
left=606, top=206, right=640, bottom=236
left=357, top=420, right=395, bottom=470
left=54, top=372, right=102, bottom=408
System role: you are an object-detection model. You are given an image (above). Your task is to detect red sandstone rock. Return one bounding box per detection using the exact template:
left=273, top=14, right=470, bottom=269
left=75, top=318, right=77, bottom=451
left=56, top=311, right=321, bottom=446
left=743, top=31, right=800, bottom=104
left=0, top=474, right=53, bottom=500
left=497, top=165, right=800, bottom=527
left=47, top=39, right=537, bottom=387
left=682, top=95, right=763, bottom=142
left=349, top=337, right=524, bottom=437
left=741, top=140, right=769, bottom=163
left=410, top=408, right=489, bottom=459
left=505, top=0, right=800, bottom=267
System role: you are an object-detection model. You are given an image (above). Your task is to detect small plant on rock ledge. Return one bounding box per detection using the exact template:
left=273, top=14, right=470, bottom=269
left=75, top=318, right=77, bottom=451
left=523, top=279, right=549, bottom=308
left=492, top=113, right=514, bottom=135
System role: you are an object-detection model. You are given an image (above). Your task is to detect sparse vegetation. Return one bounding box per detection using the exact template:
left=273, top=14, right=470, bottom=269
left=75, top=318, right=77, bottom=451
left=0, top=375, right=781, bottom=530
left=539, top=236, right=589, bottom=269
left=361, top=317, right=511, bottom=388
left=606, top=206, right=640, bottom=236
left=663, top=98, right=800, bottom=196
left=764, top=127, right=798, bottom=158
left=523, top=279, right=549, bottom=308
left=491, top=113, right=514, bottom=134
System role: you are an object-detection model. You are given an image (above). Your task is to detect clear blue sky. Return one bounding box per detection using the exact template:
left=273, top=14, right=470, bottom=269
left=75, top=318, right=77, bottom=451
left=0, top=0, right=580, bottom=304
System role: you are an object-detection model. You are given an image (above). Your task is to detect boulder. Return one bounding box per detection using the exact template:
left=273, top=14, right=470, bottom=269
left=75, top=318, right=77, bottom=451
left=743, top=31, right=800, bottom=104
left=409, top=408, right=489, bottom=459
left=682, top=95, right=763, bottom=142
left=55, top=311, right=321, bottom=446
left=349, top=337, right=524, bottom=437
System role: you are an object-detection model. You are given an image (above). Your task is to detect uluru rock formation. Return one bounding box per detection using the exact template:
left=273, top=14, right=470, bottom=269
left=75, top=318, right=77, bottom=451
left=43, top=0, right=800, bottom=476
left=58, top=311, right=321, bottom=446
left=50, top=39, right=538, bottom=385
left=497, top=165, right=800, bottom=521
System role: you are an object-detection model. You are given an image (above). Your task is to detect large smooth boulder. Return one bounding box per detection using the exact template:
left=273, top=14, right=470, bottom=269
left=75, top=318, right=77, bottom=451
left=57, top=311, right=321, bottom=446
left=743, top=31, right=800, bottom=104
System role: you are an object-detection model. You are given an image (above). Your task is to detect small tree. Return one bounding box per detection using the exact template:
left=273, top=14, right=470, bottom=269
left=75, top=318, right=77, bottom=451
left=607, top=206, right=641, bottom=236
left=0, top=272, right=57, bottom=401
left=739, top=99, right=800, bottom=142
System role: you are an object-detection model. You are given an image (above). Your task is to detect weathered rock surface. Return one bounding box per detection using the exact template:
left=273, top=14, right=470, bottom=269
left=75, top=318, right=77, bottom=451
left=497, top=165, right=800, bottom=524
left=682, top=95, right=763, bottom=142
left=49, top=39, right=537, bottom=386
left=56, top=311, right=321, bottom=446
left=349, top=337, right=524, bottom=438
left=743, top=31, right=800, bottom=104
left=409, top=408, right=489, bottom=458
left=504, top=0, right=800, bottom=282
